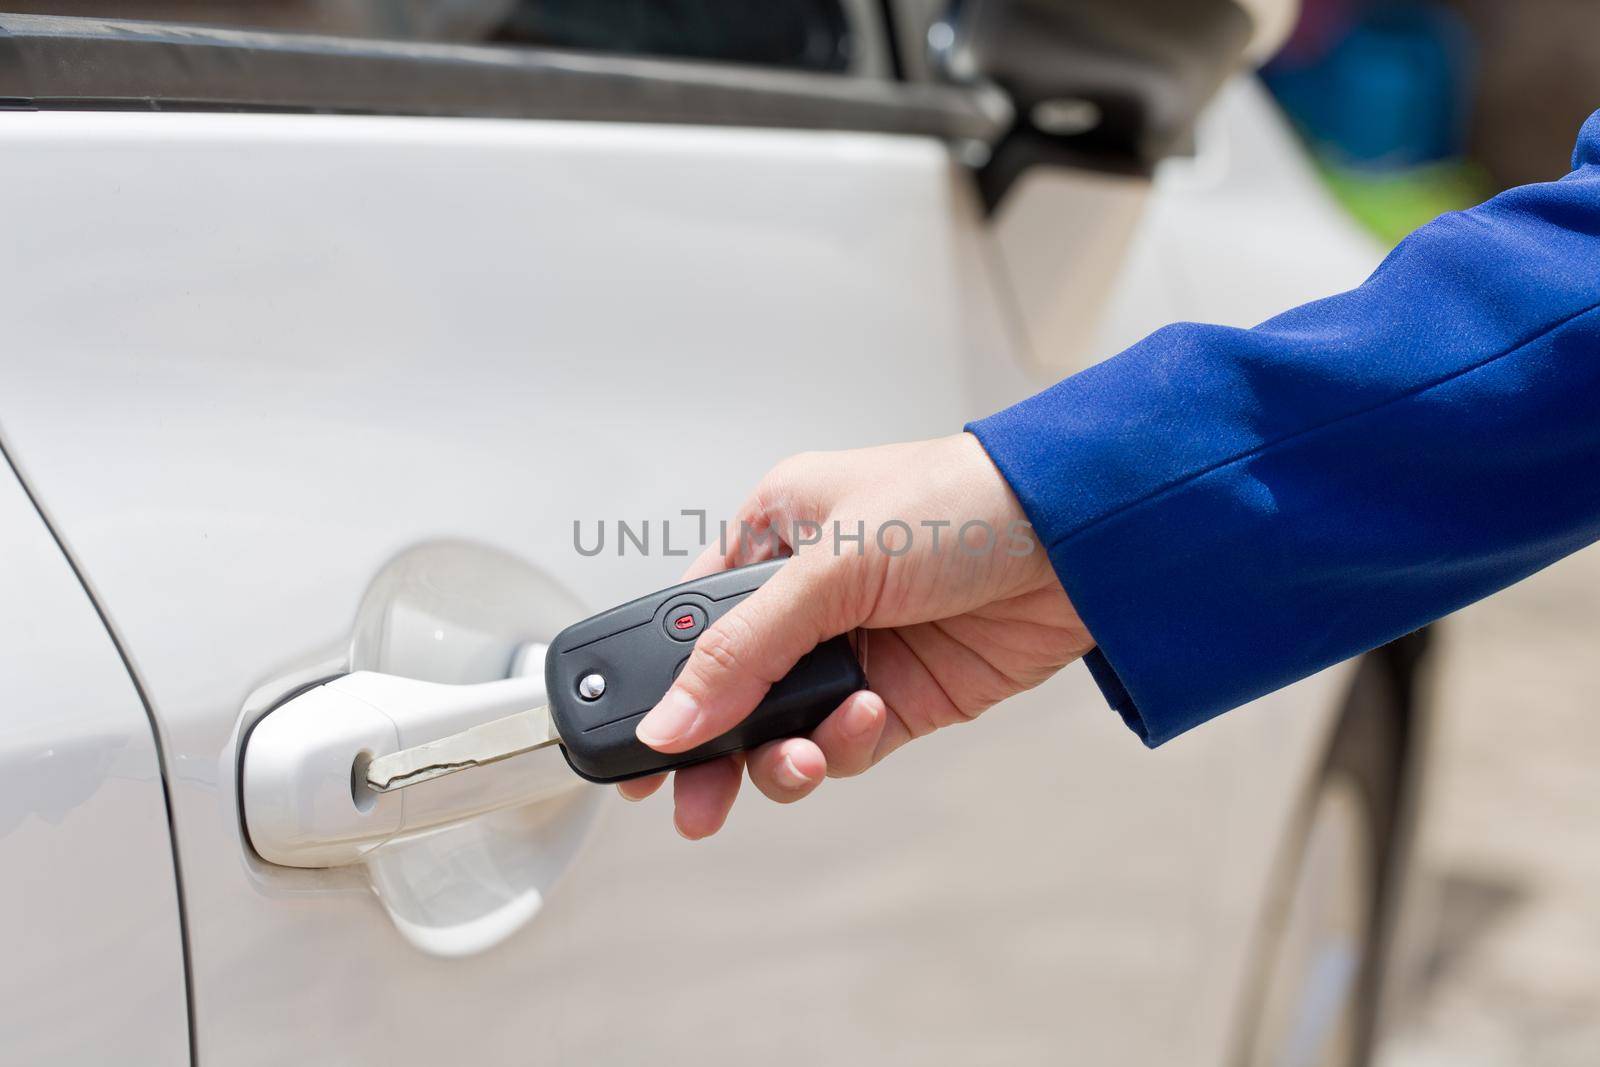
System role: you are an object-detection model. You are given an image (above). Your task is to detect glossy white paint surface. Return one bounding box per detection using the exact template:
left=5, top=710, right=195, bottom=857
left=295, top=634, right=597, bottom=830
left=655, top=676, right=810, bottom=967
left=0, top=76, right=1379, bottom=1066
left=0, top=461, right=188, bottom=1063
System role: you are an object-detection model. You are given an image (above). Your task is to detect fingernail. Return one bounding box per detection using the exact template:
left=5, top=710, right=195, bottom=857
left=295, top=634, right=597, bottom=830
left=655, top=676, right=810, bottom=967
left=637, top=688, right=699, bottom=748
left=843, top=698, right=880, bottom=739
left=777, top=752, right=811, bottom=790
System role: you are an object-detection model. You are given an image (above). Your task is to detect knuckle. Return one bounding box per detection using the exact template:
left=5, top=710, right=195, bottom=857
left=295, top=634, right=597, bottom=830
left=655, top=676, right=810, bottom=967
left=763, top=451, right=827, bottom=506
left=743, top=481, right=778, bottom=529
left=773, top=450, right=819, bottom=480
left=758, top=455, right=804, bottom=501
left=693, top=616, right=755, bottom=680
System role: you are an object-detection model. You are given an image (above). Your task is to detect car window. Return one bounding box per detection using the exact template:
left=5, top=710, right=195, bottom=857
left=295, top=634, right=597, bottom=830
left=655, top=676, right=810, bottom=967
left=7, top=0, right=864, bottom=72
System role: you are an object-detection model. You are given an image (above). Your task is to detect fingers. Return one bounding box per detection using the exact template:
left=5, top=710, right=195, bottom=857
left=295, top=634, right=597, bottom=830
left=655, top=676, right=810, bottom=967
left=672, top=754, right=744, bottom=840
left=746, top=737, right=827, bottom=803
left=680, top=450, right=834, bottom=581
left=615, top=772, right=666, bottom=802
left=631, top=690, right=887, bottom=834
left=679, top=540, right=733, bottom=582
left=636, top=552, right=850, bottom=753
left=849, top=628, right=941, bottom=763
left=745, top=686, right=887, bottom=800
left=809, top=688, right=886, bottom=778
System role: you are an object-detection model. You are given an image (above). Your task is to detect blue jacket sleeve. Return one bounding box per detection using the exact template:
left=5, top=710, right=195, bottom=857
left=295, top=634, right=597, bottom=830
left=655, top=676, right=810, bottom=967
left=968, top=109, right=1600, bottom=747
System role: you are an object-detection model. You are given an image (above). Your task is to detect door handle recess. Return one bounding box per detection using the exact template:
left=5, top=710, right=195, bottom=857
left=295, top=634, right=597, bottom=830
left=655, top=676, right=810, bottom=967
left=242, top=647, right=584, bottom=868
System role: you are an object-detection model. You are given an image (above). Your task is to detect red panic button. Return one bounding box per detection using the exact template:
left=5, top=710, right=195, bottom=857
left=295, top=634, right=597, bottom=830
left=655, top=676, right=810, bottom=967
left=663, top=603, right=707, bottom=642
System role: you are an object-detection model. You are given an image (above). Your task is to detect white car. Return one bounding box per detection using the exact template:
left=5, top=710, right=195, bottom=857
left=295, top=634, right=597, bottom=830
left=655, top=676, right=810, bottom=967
left=0, top=3, right=1427, bottom=1065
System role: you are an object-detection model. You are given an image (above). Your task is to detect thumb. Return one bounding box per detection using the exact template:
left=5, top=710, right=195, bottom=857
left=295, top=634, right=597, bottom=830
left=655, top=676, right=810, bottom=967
left=635, top=553, right=851, bottom=753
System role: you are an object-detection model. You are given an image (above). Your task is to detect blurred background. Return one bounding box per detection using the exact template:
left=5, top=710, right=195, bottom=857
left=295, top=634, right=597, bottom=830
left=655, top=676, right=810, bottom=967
left=1260, top=2, right=1600, bottom=1064
left=1262, top=0, right=1600, bottom=239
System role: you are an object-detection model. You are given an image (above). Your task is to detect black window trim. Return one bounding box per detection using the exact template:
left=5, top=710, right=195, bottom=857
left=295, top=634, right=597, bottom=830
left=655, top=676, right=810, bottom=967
left=0, top=14, right=1010, bottom=145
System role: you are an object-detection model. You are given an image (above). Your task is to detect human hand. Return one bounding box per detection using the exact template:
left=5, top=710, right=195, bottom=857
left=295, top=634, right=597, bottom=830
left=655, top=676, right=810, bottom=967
left=620, top=432, right=1093, bottom=838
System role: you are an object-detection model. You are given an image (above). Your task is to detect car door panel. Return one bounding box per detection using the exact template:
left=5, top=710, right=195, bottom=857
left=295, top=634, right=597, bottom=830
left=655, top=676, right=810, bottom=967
left=0, top=80, right=1363, bottom=1064
left=0, top=111, right=981, bottom=1064
left=0, top=452, right=189, bottom=1065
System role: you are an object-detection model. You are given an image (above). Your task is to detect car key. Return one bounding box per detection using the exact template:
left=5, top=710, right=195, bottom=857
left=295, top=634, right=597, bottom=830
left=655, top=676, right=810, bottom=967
left=364, top=558, right=866, bottom=789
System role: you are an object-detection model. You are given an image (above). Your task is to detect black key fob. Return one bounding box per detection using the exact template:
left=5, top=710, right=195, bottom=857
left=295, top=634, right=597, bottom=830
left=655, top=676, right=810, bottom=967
left=544, top=558, right=867, bottom=783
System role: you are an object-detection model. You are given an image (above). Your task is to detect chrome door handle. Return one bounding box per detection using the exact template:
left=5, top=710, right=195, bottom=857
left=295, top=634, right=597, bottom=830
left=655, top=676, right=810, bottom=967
left=242, top=648, right=586, bottom=868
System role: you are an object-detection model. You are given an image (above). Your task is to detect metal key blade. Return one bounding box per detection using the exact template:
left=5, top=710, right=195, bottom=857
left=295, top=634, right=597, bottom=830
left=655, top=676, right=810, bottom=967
left=365, top=706, right=561, bottom=793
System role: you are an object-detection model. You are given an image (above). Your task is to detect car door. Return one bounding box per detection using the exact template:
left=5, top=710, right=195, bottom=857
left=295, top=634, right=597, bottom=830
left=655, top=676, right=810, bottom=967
left=0, top=5, right=1375, bottom=1066
left=0, top=451, right=189, bottom=1064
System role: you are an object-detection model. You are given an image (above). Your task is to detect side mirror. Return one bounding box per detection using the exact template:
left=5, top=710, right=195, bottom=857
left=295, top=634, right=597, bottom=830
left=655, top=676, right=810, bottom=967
left=932, top=0, right=1256, bottom=209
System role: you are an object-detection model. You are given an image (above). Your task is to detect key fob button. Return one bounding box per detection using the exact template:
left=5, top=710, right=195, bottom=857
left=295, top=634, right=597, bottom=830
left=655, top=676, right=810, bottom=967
left=663, top=603, right=706, bottom=641
left=545, top=559, right=866, bottom=783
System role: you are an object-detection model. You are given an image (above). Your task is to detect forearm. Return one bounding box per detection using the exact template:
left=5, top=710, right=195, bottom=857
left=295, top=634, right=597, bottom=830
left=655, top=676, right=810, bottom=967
left=970, top=109, right=1600, bottom=745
